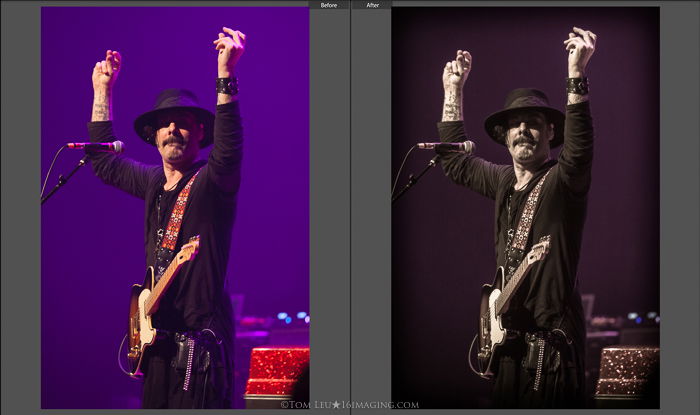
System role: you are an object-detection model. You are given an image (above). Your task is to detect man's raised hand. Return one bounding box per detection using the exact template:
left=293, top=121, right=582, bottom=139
left=563, top=27, right=596, bottom=78
left=441, top=50, right=471, bottom=122
left=443, top=50, right=472, bottom=92
left=213, top=27, right=246, bottom=78
left=92, top=50, right=122, bottom=91
left=91, top=50, right=120, bottom=121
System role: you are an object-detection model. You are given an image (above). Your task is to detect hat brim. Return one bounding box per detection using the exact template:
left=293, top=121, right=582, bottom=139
left=484, top=106, right=565, bottom=148
left=134, top=106, right=215, bottom=148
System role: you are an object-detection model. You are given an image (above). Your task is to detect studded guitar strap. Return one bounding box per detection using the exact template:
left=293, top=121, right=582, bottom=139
left=504, top=168, right=552, bottom=279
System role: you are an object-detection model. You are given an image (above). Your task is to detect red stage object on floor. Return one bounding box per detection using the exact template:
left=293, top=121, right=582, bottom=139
left=244, top=346, right=309, bottom=408
left=594, top=345, right=659, bottom=408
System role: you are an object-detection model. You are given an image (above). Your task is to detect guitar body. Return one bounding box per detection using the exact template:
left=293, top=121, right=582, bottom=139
left=477, top=267, right=507, bottom=378
left=127, top=267, right=157, bottom=378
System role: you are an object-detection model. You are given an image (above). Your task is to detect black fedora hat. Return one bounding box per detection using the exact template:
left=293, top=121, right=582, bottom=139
left=484, top=88, right=564, bottom=148
left=134, top=88, right=215, bottom=147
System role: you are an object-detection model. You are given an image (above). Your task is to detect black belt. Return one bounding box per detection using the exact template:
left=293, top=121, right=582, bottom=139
left=525, top=329, right=572, bottom=347
left=506, top=328, right=571, bottom=345
left=157, top=329, right=222, bottom=345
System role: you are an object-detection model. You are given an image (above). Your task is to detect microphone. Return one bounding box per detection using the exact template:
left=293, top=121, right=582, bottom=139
left=417, top=140, right=475, bottom=154
left=66, top=140, right=124, bottom=154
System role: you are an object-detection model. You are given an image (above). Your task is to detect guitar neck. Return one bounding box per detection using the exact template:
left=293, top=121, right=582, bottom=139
left=144, top=258, right=184, bottom=315
left=494, top=258, right=533, bottom=315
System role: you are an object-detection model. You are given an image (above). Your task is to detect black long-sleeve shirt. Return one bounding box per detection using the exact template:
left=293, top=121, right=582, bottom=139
left=438, top=101, right=594, bottom=347
left=87, top=101, right=243, bottom=349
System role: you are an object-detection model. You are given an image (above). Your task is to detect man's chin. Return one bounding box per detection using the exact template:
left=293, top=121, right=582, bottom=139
left=514, top=149, right=534, bottom=161
left=163, top=151, right=185, bottom=164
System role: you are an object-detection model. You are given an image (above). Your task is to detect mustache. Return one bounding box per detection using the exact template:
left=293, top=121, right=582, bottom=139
left=161, top=135, right=185, bottom=147
left=513, top=133, right=536, bottom=146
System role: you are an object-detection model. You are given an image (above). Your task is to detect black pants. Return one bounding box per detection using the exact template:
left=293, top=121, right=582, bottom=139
left=141, top=331, right=233, bottom=409
left=491, top=332, right=585, bottom=408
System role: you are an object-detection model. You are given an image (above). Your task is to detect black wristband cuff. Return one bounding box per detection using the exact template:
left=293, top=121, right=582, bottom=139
left=216, top=77, right=239, bottom=95
left=566, top=77, right=589, bottom=95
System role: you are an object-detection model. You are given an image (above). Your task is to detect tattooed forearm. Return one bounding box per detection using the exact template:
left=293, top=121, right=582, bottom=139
left=91, top=89, right=113, bottom=121
left=567, top=93, right=589, bottom=105
left=442, top=89, right=463, bottom=122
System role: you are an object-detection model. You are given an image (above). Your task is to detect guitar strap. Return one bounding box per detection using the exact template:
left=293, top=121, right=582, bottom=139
left=504, top=168, right=552, bottom=280
left=154, top=169, right=201, bottom=282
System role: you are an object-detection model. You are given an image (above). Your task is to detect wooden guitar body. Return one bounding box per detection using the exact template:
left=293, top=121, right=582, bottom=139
left=477, top=267, right=507, bottom=378
left=127, top=267, right=157, bottom=378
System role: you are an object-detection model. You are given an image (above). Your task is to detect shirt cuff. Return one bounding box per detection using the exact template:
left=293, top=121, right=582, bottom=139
left=87, top=120, right=115, bottom=143
left=216, top=101, right=239, bottom=112
left=437, top=121, right=466, bottom=142
left=565, top=100, right=590, bottom=111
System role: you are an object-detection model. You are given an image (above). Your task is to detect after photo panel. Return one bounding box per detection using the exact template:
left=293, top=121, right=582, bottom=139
left=391, top=6, right=659, bottom=409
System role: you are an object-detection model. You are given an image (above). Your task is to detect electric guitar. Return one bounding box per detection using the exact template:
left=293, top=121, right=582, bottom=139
left=475, top=235, right=551, bottom=378
left=126, top=235, right=200, bottom=378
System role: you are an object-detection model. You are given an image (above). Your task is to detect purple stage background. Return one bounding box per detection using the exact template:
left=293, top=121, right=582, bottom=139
left=391, top=7, right=659, bottom=408
left=40, top=7, right=309, bottom=409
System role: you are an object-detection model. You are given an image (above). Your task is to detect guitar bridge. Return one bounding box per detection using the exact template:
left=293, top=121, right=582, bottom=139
left=478, top=344, right=491, bottom=357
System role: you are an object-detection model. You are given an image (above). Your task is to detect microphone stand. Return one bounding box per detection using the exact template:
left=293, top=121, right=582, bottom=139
left=41, top=154, right=89, bottom=205
left=392, top=155, right=440, bottom=205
